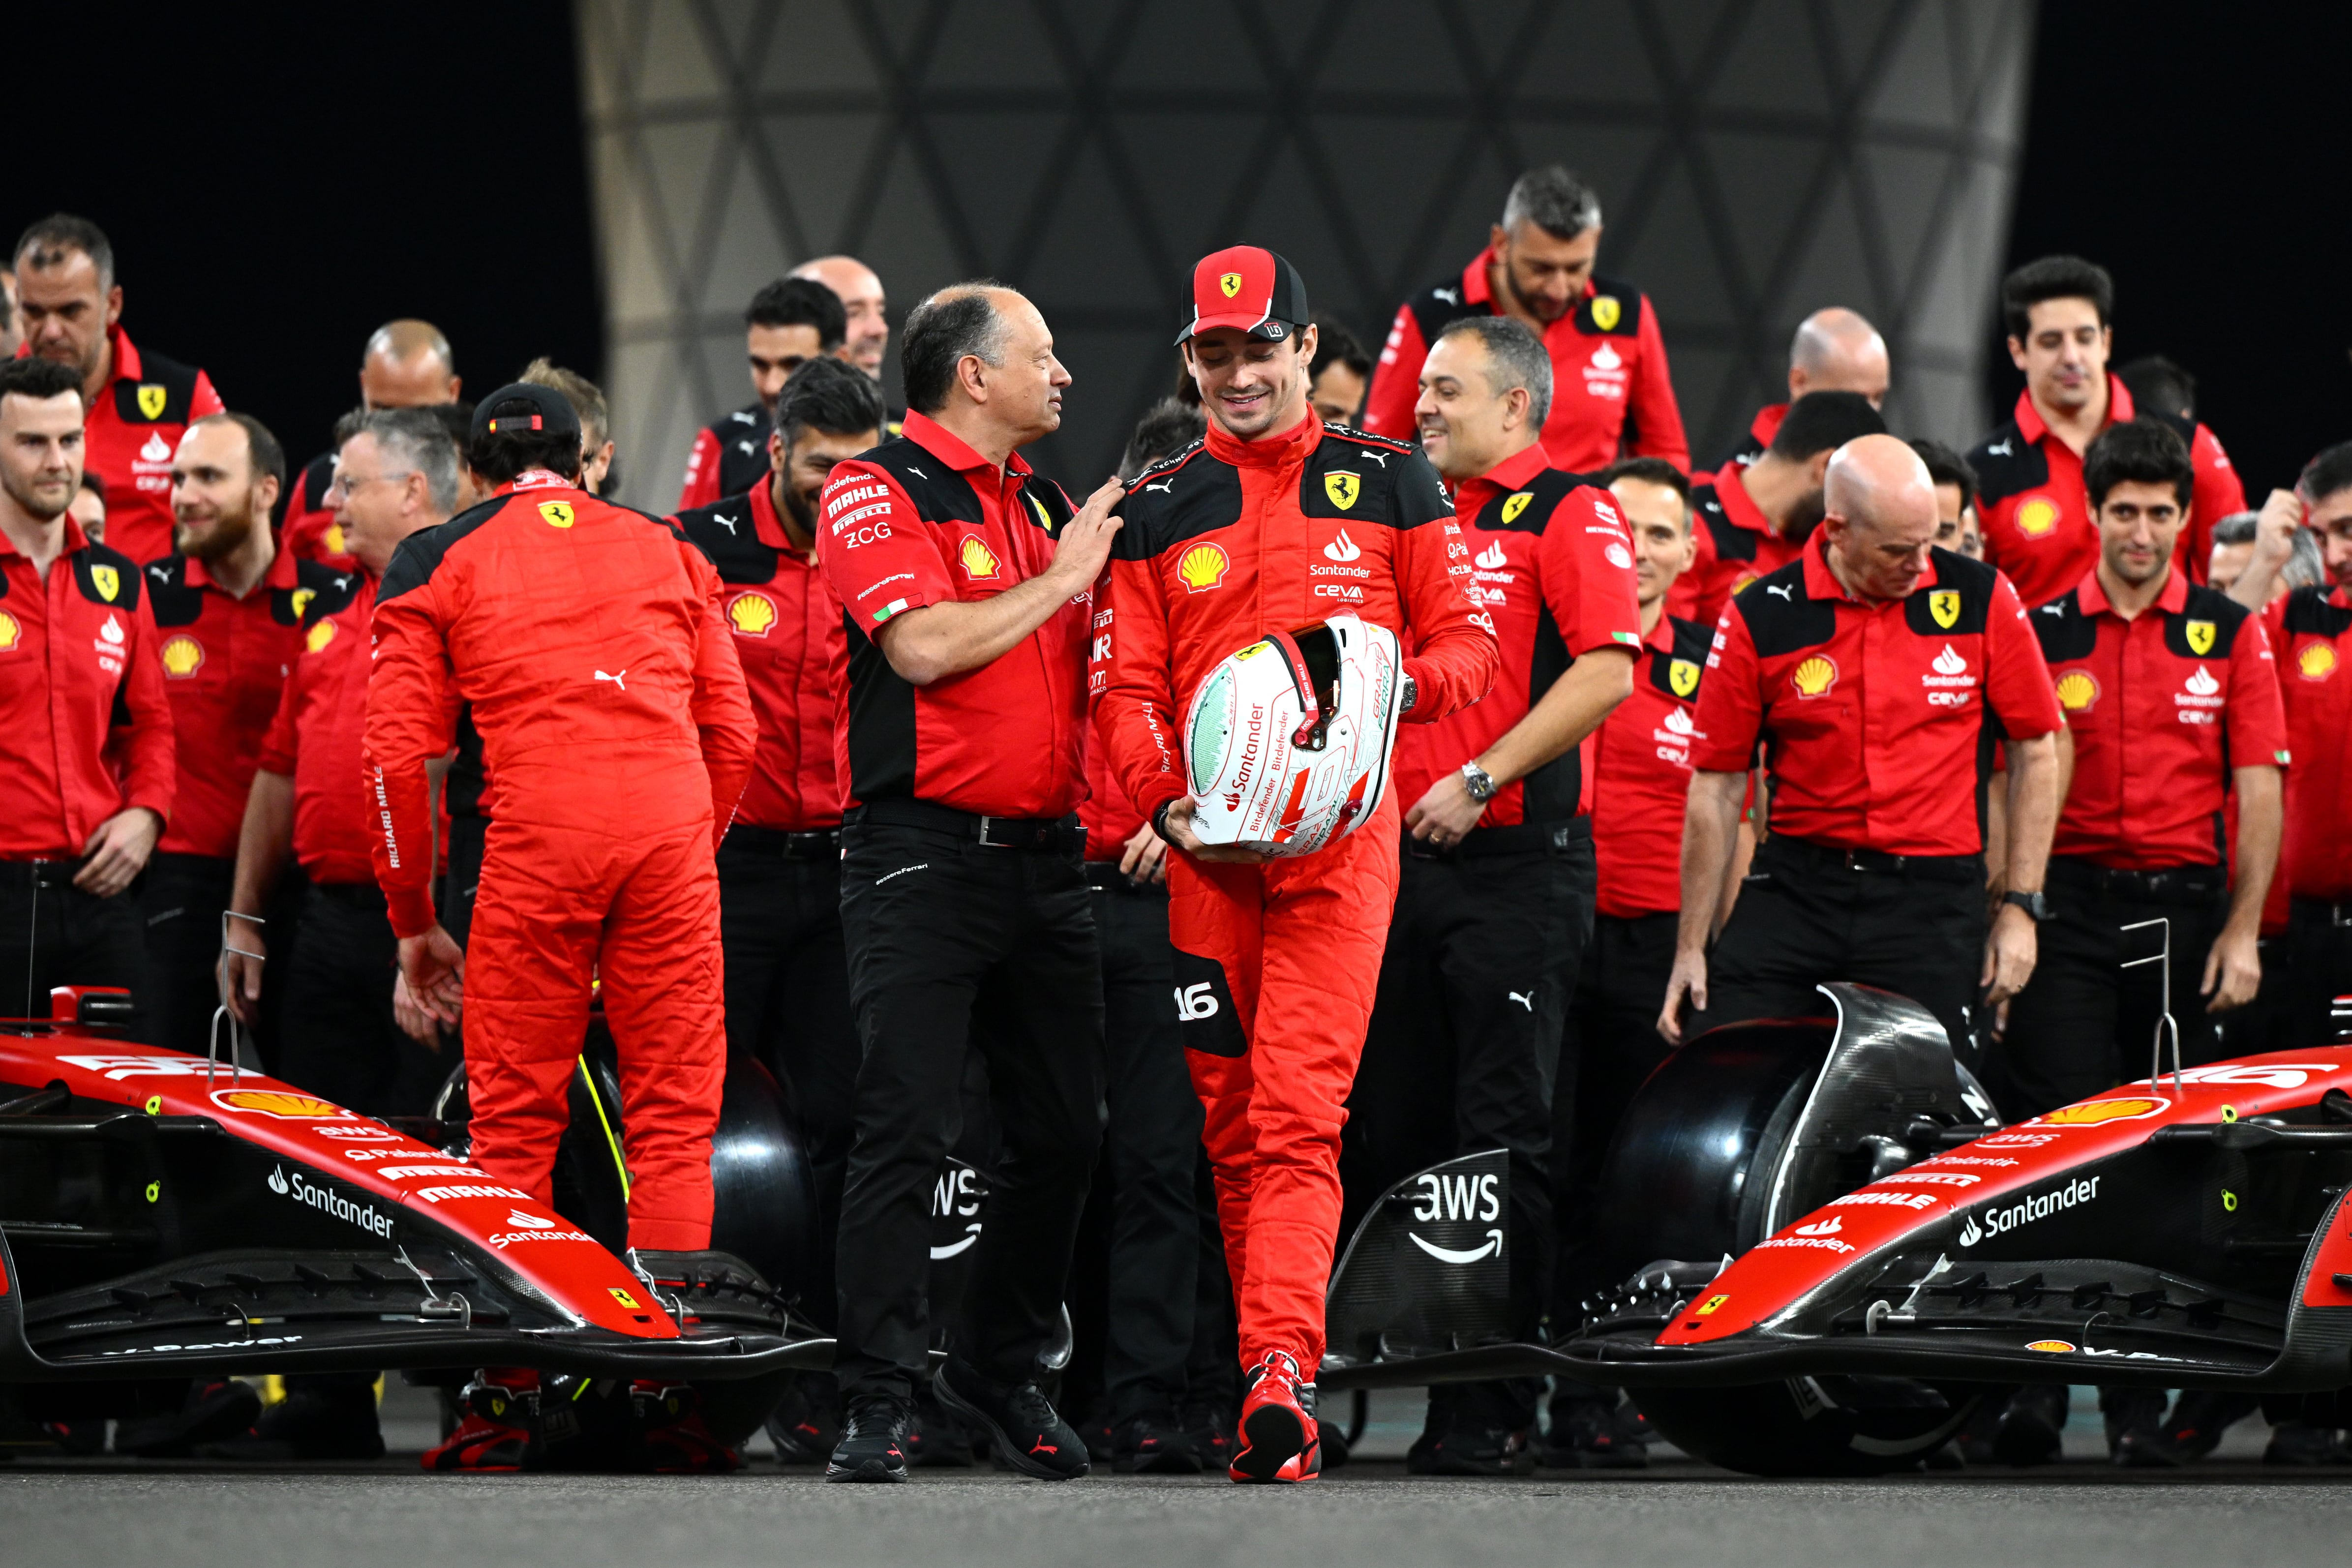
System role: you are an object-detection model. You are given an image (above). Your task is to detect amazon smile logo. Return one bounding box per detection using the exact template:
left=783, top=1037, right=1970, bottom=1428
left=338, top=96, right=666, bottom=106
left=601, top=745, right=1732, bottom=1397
left=1406, top=1168, right=1504, bottom=1265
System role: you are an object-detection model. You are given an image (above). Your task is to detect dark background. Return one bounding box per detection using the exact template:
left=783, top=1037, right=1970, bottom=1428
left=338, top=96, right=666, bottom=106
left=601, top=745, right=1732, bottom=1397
left=14, top=5, right=2351, bottom=496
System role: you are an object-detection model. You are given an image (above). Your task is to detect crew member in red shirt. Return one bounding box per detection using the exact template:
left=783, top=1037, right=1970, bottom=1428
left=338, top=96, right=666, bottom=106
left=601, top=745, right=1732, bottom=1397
left=1351, top=315, right=1635, bottom=1476
left=1097, top=248, right=1498, bottom=1483
left=675, top=278, right=846, bottom=511
left=1668, top=392, right=1886, bottom=628
left=811, top=286, right=1120, bottom=1484
left=1968, top=257, right=2244, bottom=609
left=671, top=357, right=880, bottom=1462
left=0, top=357, right=174, bottom=1032
left=1662, top=436, right=2065, bottom=1060
left=12, top=215, right=223, bottom=568
left=2000, top=421, right=2285, bottom=1110
left=281, top=321, right=463, bottom=569
left=1709, top=307, right=1890, bottom=471
left=1362, top=167, right=1688, bottom=473
left=143, top=413, right=337, bottom=1057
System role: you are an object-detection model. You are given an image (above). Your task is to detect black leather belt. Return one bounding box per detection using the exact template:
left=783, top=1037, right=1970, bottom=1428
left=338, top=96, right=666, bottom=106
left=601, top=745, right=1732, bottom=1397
left=1761, top=835, right=1983, bottom=885
left=1405, top=817, right=1591, bottom=861
left=2292, top=896, right=2352, bottom=929
left=0, top=859, right=83, bottom=893
left=846, top=800, right=1085, bottom=854
left=724, top=823, right=842, bottom=862
left=2049, top=855, right=2224, bottom=907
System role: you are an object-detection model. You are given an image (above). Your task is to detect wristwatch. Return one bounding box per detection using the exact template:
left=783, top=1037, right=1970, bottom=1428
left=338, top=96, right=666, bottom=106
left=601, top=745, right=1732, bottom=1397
left=1400, top=672, right=1418, bottom=714
left=2002, top=889, right=2051, bottom=922
left=1459, top=762, right=1498, bottom=804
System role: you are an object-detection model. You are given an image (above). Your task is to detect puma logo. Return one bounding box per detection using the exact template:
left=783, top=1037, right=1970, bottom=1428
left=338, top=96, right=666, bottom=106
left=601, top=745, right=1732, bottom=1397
left=1987, top=438, right=2013, bottom=457
left=905, top=464, right=928, bottom=479
left=1508, top=991, right=1534, bottom=1011
left=1358, top=449, right=1390, bottom=467
left=1143, top=477, right=1176, bottom=495
left=1766, top=584, right=1795, bottom=601
left=594, top=668, right=628, bottom=692
left=712, top=512, right=739, bottom=535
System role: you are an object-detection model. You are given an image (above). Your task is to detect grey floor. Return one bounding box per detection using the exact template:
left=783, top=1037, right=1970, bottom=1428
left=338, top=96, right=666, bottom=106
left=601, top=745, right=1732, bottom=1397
left=2, top=1386, right=2342, bottom=1568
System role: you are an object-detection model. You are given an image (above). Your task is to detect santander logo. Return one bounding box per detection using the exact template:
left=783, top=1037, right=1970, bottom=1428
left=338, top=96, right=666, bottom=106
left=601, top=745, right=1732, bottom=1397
left=1590, top=342, right=1623, bottom=372
left=1323, top=529, right=1362, bottom=563
left=1474, top=541, right=1507, bottom=570
left=2185, top=664, right=2220, bottom=696
left=1932, top=643, right=1966, bottom=675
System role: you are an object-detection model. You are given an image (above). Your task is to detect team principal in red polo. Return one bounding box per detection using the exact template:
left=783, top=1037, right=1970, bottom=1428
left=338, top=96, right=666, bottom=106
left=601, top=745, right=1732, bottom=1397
left=811, top=285, right=1121, bottom=1485
left=1097, top=247, right=1498, bottom=1483
left=1998, top=422, right=2285, bottom=1112
left=1661, top=435, right=2066, bottom=1061
left=1967, top=257, right=2243, bottom=610
left=0, top=356, right=174, bottom=1033
left=1361, top=166, right=1688, bottom=473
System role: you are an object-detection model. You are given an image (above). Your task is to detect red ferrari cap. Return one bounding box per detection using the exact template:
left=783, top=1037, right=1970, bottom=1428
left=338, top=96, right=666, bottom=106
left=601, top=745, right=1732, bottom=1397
left=1176, top=245, right=1311, bottom=346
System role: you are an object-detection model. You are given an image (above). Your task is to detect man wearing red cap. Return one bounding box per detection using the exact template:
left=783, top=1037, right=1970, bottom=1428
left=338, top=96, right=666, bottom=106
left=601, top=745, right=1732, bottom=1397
left=1095, top=245, right=1499, bottom=1483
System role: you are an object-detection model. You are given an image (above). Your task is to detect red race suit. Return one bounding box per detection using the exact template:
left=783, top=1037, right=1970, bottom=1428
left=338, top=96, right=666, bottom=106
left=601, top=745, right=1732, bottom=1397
left=1361, top=248, right=1689, bottom=473
left=363, top=472, right=757, bottom=1251
left=1094, top=413, right=1498, bottom=1369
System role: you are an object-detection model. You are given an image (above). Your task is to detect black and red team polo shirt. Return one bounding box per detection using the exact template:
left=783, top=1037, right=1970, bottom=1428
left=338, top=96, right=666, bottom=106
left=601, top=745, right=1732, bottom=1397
left=2031, top=567, right=2286, bottom=871
left=812, top=409, right=1087, bottom=820
left=673, top=476, right=846, bottom=833
left=42, top=326, right=225, bottom=570
left=1390, top=442, right=1641, bottom=827
left=142, top=546, right=345, bottom=860
left=1967, top=376, right=2245, bottom=610
left=1592, top=611, right=1716, bottom=918
left=1691, top=530, right=2063, bottom=857
left=2264, top=584, right=2352, bottom=903
left=256, top=570, right=378, bottom=886
left=1666, top=459, right=1807, bottom=631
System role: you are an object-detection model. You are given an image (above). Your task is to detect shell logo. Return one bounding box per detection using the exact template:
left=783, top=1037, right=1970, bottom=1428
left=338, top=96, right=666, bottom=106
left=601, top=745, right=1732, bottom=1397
left=959, top=536, right=1001, bottom=581
left=1177, top=542, right=1231, bottom=594
left=728, top=592, right=778, bottom=637
left=0, top=611, right=19, bottom=652
left=1790, top=654, right=1838, bottom=698
left=2298, top=642, right=2337, bottom=681
left=211, top=1088, right=345, bottom=1119
left=306, top=620, right=338, bottom=655
left=2033, top=1096, right=2166, bottom=1126
left=161, top=634, right=205, bottom=678
left=2025, top=1339, right=2077, bottom=1355
left=2054, top=670, right=2099, bottom=712
left=323, top=523, right=346, bottom=557
left=2015, top=497, right=2060, bottom=538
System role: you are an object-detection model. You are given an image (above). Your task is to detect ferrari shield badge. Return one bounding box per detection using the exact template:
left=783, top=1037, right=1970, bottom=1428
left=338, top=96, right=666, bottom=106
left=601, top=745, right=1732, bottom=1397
left=1325, top=472, right=1361, bottom=511
left=1669, top=658, right=1700, bottom=698
left=1219, top=271, right=1242, bottom=299
left=137, top=384, right=167, bottom=420
left=1590, top=295, right=1621, bottom=331
left=539, top=501, right=575, bottom=529
left=2186, top=619, right=2215, bottom=655
left=290, top=587, right=315, bottom=620
left=1500, top=492, right=1534, bottom=524
left=90, top=564, right=120, bottom=602
left=1929, top=589, right=1960, bottom=630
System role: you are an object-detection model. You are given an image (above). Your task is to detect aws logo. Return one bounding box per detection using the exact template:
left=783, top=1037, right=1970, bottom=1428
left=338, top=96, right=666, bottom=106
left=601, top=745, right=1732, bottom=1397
left=2298, top=642, right=2338, bottom=681
left=1177, top=542, right=1230, bottom=593
left=2055, top=670, right=2099, bottom=712
left=727, top=592, right=777, bottom=636
left=1790, top=654, right=1838, bottom=698
left=161, top=635, right=205, bottom=678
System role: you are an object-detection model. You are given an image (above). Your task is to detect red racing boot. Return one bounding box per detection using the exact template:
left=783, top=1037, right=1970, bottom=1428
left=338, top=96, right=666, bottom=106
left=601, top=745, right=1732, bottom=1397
left=424, top=1371, right=540, bottom=1472
left=1231, top=1351, right=1321, bottom=1483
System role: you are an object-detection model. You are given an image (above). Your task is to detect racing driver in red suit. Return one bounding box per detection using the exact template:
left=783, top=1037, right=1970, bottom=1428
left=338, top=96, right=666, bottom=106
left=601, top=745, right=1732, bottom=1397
left=364, top=383, right=756, bottom=1263
left=1095, top=247, right=1499, bottom=1482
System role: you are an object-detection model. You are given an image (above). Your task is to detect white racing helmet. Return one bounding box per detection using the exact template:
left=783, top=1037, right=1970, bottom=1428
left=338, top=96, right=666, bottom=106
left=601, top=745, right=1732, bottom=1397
left=1181, top=612, right=1406, bottom=857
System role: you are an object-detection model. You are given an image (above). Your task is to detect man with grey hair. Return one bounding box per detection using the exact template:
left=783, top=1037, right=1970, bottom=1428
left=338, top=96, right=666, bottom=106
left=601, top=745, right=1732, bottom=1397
left=1712, top=306, right=1892, bottom=470
left=1662, top=434, right=2064, bottom=1061
left=1353, top=312, right=1638, bottom=1474
left=14, top=213, right=224, bottom=567
left=283, top=321, right=462, bottom=567
left=1363, top=165, right=1688, bottom=472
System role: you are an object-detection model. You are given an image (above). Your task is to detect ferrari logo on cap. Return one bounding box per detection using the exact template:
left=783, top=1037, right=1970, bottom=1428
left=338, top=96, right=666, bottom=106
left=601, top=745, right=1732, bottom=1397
left=137, top=384, right=167, bottom=420
left=1500, top=492, right=1533, bottom=524
left=1929, top=589, right=1960, bottom=630
left=2186, top=619, right=2215, bottom=655
left=959, top=536, right=1001, bottom=580
left=1591, top=296, right=1621, bottom=331
left=1669, top=658, right=1700, bottom=698
left=91, top=565, right=120, bottom=602
left=161, top=635, right=204, bottom=678
left=1324, top=472, right=1360, bottom=511
left=539, top=501, right=575, bottom=529
left=1219, top=272, right=1242, bottom=299
left=728, top=592, right=777, bottom=636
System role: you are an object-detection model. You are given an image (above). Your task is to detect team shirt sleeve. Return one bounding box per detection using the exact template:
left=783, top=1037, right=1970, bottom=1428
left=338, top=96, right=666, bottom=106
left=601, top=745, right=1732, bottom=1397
left=362, top=587, right=460, bottom=940
left=675, top=426, right=723, bottom=513
left=2226, top=613, right=2290, bottom=768
left=1689, top=603, right=1765, bottom=773
left=813, top=461, right=954, bottom=633
left=682, top=541, right=759, bottom=845
left=2185, top=423, right=2248, bottom=584
left=1980, top=573, right=2064, bottom=741
left=1538, top=486, right=1643, bottom=658
left=1391, top=452, right=1498, bottom=720
left=115, top=595, right=177, bottom=827
left=1623, top=299, right=1691, bottom=473
left=190, top=370, right=225, bottom=421
left=1358, top=303, right=1429, bottom=440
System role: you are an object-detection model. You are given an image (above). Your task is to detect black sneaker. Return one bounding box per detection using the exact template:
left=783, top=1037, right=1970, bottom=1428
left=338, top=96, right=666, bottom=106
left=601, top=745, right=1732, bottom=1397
left=1114, top=1411, right=1203, bottom=1475
left=905, top=1384, right=980, bottom=1468
left=116, top=1379, right=264, bottom=1458
left=764, top=1373, right=839, bottom=1465
left=932, top=1361, right=1090, bottom=1480
left=199, top=1379, right=386, bottom=1461
left=1991, top=1384, right=2069, bottom=1467
left=2101, top=1385, right=2169, bottom=1465
left=1181, top=1397, right=1235, bottom=1472
left=2144, top=1389, right=2261, bottom=1464
left=1539, top=1393, right=1650, bottom=1470
left=1080, top=1414, right=1116, bottom=1466
left=1408, top=1381, right=1535, bottom=1477
left=2264, top=1420, right=2352, bottom=1465
left=826, top=1395, right=912, bottom=1483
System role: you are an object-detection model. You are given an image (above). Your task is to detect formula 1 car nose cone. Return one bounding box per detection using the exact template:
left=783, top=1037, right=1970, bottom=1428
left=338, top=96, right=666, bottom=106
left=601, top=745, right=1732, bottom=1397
left=1183, top=612, right=1404, bottom=857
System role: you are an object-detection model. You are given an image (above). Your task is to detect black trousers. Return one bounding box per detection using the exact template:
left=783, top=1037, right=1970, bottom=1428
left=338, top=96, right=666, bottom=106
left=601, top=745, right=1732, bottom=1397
left=2282, top=898, right=2352, bottom=1051
left=1555, top=909, right=1679, bottom=1310
left=275, top=881, right=447, bottom=1117
left=140, top=852, right=234, bottom=1059
left=1349, top=824, right=1594, bottom=1363
left=717, top=829, right=857, bottom=1333
left=0, top=859, right=149, bottom=1038
left=1994, top=859, right=2226, bottom=1117
left=1694, top=837, right=1986, bottom=1062
left=1089, top=865, right=1202, bottom=1423
left=833, top=817, right=1106, bottom=1403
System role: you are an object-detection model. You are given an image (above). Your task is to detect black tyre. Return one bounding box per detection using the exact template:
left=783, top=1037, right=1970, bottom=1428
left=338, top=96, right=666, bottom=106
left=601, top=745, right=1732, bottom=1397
left=1636, top=1376, right=1983, bottom=1477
